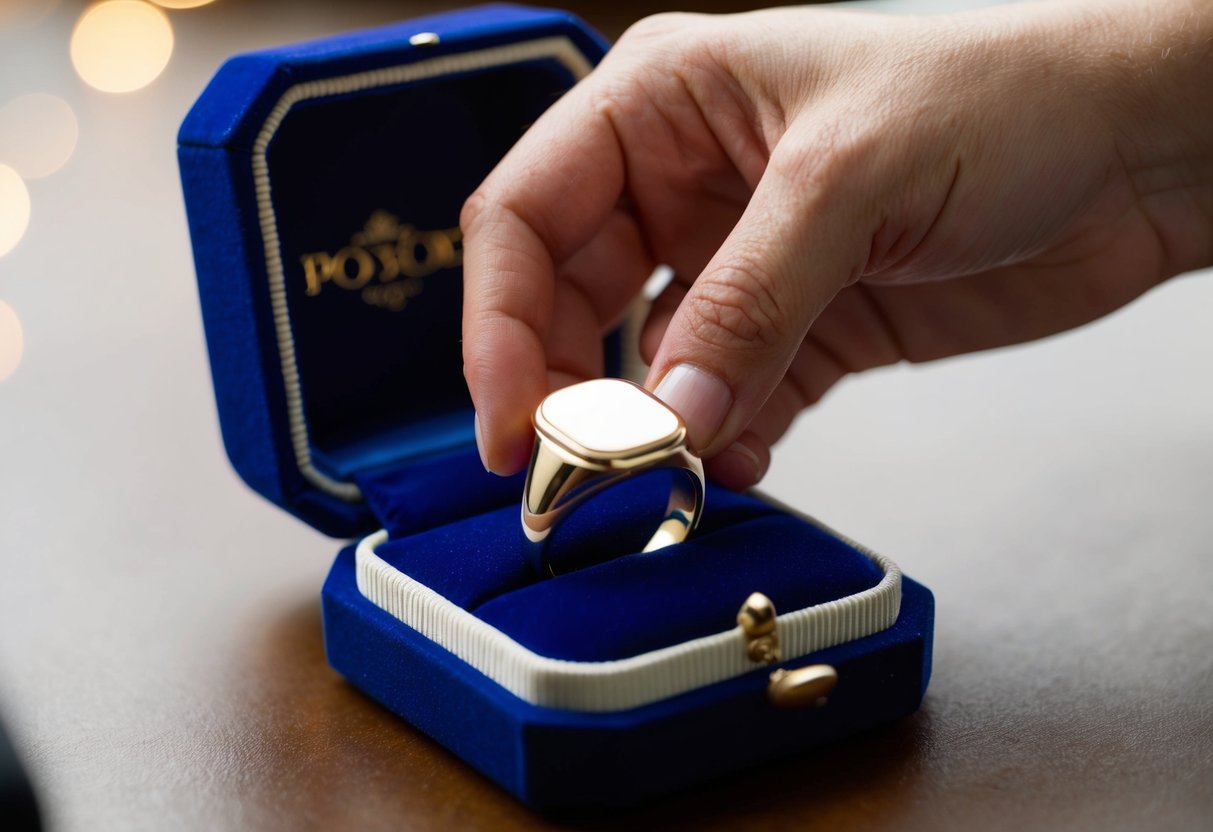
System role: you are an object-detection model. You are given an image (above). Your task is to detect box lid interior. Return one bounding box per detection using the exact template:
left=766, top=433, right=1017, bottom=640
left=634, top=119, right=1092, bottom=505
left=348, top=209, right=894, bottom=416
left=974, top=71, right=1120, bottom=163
left=179, top=5, right=609, bottom=536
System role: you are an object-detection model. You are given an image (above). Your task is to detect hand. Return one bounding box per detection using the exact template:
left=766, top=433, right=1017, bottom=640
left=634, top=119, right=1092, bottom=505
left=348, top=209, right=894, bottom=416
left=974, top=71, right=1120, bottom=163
left=461, top=0, right=1213, bottom=488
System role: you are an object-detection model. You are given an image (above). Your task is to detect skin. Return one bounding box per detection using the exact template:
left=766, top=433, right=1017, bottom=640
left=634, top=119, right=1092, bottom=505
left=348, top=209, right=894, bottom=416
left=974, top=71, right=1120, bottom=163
left=461, top=0, right=1213, bottom=489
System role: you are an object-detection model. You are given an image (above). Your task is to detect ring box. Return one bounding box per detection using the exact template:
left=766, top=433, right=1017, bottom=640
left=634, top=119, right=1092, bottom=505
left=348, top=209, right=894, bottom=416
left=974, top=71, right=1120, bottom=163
left=178, top=4, right=934, bottom=808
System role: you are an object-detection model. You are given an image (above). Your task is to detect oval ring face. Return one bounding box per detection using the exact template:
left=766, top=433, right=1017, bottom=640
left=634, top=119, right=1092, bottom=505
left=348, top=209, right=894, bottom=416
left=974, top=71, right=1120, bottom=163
left=537, top=378, right=681, bottom=458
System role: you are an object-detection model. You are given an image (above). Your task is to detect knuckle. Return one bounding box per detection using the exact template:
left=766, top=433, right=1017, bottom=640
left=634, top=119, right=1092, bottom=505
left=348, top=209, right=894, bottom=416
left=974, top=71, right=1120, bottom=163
left=773, top=123, right=853, bottom=192
left=685, top=263, right=786, bottom=353
left=619, top=12, right=697, bottom=46
left=459, top=190, right=487, bottom=235
left=772, top=113, right=892, bottom=205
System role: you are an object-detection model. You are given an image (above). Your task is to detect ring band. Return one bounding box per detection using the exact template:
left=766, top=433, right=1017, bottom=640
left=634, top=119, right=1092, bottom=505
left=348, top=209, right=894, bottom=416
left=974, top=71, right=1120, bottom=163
left=521, top=378, right=706, bottom=576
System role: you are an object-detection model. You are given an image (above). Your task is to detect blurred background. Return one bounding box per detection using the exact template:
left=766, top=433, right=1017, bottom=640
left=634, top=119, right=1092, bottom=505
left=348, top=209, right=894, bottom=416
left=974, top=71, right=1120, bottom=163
left=1, top=1, right=1210, bottom=830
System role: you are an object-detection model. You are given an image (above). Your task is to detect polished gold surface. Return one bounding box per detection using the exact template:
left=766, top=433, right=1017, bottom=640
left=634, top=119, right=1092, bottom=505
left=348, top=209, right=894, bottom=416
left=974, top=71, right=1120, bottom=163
left=522, top=378, right=704, bottom=574
left=738, top=592, right=777, bottom=636
left=768, top=665, right=838, bottom=708
left=535, top=378, right=685, bottom=463
left=739, top=592, right=781, bottom=664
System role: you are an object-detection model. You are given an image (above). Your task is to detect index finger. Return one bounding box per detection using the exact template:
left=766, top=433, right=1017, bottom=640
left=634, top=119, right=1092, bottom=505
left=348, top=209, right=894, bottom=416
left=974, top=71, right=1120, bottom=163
left=461, top=79, right=625, bottom=474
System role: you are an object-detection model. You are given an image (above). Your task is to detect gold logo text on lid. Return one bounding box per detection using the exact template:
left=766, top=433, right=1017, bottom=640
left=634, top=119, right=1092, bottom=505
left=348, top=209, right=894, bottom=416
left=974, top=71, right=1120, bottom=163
left=299, top=210, right=462, bottom=312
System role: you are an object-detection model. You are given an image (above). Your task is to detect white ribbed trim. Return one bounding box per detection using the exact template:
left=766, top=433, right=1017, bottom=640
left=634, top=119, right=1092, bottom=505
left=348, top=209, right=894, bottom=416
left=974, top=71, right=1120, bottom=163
left=251, top=37, right=595, bottom=501
left=354, top=505, right=902, bottom=712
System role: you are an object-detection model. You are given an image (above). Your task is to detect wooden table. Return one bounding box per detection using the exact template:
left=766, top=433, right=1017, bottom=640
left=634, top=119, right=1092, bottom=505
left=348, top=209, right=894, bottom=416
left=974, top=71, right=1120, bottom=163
left=1, top=1, right=1210, bottom=829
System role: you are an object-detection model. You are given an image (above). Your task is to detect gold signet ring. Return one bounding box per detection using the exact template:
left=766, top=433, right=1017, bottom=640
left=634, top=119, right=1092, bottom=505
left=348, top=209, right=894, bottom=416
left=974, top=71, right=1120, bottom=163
left=521, top=378, right=705, bottom=577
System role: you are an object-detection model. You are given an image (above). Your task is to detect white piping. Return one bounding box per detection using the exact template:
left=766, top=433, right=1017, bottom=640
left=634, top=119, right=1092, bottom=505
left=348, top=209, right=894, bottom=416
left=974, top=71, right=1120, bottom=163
left=354, top=507, right=902, bottom=712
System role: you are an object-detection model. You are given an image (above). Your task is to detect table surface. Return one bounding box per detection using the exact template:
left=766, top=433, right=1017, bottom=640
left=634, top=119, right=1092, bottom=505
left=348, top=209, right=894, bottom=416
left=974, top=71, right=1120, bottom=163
left=1, top=0, right=1210, bottom=829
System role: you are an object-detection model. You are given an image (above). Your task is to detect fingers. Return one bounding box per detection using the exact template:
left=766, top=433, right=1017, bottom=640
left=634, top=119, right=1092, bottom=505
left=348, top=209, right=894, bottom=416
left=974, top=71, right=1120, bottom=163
left=461, top=82, right=626, bottom=474
left=706, top=431, right=770, bottom=491
left=645, top=134, right=870, bottom=457
left=639, top=273, right=688, bottom=364
left=543, top=207, right=657, bottom=395
left=702, top=335, right=849, bottom=489
left=556, top=206, right=657, bottom=335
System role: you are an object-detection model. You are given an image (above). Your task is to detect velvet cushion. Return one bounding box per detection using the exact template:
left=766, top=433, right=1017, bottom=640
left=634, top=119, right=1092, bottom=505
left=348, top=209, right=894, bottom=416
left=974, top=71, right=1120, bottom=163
left=356, top=450, right=887, bottom=662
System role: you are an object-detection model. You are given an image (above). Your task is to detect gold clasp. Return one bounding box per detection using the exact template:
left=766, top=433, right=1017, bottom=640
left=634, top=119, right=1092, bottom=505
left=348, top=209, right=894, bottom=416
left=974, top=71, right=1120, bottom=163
left=738, top=592, right=780, bottom=664
left=767, top=665, right=838, bottom=708
left=739, top=593, right=840, bottom=707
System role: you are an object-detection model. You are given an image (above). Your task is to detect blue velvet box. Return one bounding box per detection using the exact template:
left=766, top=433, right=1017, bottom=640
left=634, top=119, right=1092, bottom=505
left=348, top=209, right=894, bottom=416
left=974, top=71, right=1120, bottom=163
left=178, top=4, right=934, bottom=809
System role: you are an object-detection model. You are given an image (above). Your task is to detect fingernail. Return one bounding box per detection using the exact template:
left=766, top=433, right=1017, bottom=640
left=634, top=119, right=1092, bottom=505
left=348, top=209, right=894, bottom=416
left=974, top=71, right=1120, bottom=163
left=653, top=363, right=732, bottom=452
left=473, top=412, right=490, bottom=472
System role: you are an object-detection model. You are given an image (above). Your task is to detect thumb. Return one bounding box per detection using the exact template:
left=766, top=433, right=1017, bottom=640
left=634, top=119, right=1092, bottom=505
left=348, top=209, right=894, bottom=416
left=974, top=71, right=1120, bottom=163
left=645, top=149, right=866, bottom=457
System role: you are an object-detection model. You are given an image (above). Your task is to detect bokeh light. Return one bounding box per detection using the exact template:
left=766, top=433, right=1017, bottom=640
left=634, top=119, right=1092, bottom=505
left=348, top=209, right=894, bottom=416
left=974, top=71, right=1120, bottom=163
left=0, top=300, right=24, bottom=383
left=0, top=165, right=31, bottom=258
left=0, top=94, right=80, bottom=180
left=150, top=0, right=216, bottom=8
left=70, top=1, right=175, bottom=94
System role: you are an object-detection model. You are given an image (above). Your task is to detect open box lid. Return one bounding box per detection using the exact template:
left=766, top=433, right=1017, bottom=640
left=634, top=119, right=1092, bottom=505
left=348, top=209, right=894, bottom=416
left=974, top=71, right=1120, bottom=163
left=178, top=5, right=609, bottom=537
